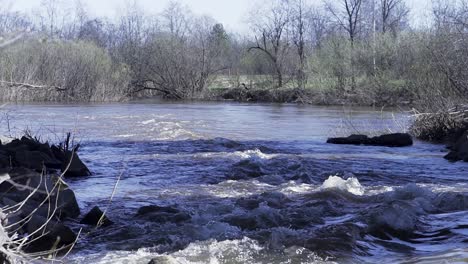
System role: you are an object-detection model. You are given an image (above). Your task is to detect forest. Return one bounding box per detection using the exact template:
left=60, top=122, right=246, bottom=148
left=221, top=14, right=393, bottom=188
left=0, top=0, right=467, bottom=110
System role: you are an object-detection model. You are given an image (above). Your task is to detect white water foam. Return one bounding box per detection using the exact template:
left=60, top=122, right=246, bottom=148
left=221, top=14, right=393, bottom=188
left=320, top=175, right=365, bottom=196
left=68, top=237, right=335, bottom=264
left=141, top=119, right=156, bottom=125
left=234, top=149, right=276, bottom=160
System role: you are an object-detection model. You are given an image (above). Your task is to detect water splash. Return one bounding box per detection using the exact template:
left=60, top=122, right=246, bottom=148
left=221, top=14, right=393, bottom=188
left=320, top=175, right=365, bottom=196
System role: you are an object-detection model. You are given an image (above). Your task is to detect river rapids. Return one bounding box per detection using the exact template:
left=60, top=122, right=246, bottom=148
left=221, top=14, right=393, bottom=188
left=2, top=102, right=467, bottom=263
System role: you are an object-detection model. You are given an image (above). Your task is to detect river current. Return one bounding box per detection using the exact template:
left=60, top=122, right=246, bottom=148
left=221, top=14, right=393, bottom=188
left=2, top=102, right=467, bottom=263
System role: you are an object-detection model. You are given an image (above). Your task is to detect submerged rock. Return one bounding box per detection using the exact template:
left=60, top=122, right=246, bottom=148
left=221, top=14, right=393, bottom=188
left=135, top=205, right=191, bottom=223
left=223, top=215, right=258, bottom=230
left=136, top=205, right=180, bottom=216
left=327, top=133, right=413, bottom=147
left=444, top=131, right=468, bottom=162
left=81, top=206, right=113, bottom=227
left=228, top=159, right=265, bottom=180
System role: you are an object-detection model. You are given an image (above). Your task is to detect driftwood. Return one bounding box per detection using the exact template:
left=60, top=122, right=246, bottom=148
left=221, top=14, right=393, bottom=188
left=0, top=33, right=25, bottom=48
left=0, top=80, right=66, bottom=91
left=411, top=105, right=468, bottom=121
left=410, top=104, right=468, bottom=142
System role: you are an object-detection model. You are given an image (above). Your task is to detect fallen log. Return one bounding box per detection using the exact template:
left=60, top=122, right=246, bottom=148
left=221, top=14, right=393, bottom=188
left=0, top=80, right=66, bottom=91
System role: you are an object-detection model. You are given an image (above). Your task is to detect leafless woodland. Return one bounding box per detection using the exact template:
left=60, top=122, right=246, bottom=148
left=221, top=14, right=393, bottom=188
left=0, top=0, right=466, bottom=108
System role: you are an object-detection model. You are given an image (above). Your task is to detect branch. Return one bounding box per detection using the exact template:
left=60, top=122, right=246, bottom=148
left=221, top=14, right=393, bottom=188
left=0, top=80, right=66, bottom=91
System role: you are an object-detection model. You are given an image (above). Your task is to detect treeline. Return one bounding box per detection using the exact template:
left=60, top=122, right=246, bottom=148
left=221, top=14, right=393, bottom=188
left=0, top=0, right=467, bottom=106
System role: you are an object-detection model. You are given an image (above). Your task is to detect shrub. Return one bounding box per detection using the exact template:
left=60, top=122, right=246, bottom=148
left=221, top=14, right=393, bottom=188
left=0, top=37, right=130, bottom=102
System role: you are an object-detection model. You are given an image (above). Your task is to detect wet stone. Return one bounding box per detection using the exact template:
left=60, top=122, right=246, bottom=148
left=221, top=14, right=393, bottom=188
left=135, top=205, right=191, bottom=224
left=81, top=206, right=113, bottom=227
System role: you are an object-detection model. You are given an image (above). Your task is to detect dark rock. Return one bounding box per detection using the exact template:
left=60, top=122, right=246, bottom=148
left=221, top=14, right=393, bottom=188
left=136, top=205, right=180, bottom=216
left=62, top=151, right=91, bottom=177
left=0, top=170, right=80, bottom=219
left=15, top=150, right=61, bottom=171
left=229, top=160, right=265, bottom=180
left=25, top=215, right=77, bottom=253
left=369, top=133, right=413, bottom=147
left=5, top=144, right=29, bottom=156
left=0, top=152, right=10, bottom=168
left=51, top=145, right=65, bottom=162
left=7, top=167, right=41, bottom=184
left=236, top=198, right=260, bottom=210
left=170, top=212, right=191, bottom=223
left=54, top=188, right=81, bottom=219
left=80, top=206, right=113, bottom=227
left=4, top=139, right=23, bottom=151
left=135, top=205, right=191, bottom=223
left=444, top=131, right=468, bottom=162
left=259, top=192, right=291, bottom=209
left=327, top=134, right=369, bottom=145
left=20, top=136, right=41, bottom=150
left=212, top=137, right=242, bottom=149
left=327, top=133, right=413, bottom=147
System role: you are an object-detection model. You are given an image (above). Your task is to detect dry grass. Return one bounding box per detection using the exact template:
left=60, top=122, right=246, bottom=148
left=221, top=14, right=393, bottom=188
left=410, top=105, right=468, bottom=142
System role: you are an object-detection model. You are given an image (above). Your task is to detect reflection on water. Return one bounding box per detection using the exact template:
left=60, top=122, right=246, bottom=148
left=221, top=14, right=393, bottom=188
left=1, top=101, right=467, bottom=264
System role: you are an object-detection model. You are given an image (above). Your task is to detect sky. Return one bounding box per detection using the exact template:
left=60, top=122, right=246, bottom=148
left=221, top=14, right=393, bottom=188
left=8, top=0, right=433, bottom=33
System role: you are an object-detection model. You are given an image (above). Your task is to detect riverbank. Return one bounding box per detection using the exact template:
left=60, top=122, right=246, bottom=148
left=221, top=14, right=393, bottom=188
left=201, top=87, right=413, bottom=107
left=0, top=135, right=98, bottom=262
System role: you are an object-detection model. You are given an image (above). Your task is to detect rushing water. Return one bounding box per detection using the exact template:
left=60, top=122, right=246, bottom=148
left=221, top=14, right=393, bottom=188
left=1, top=101, right=467, bottom=263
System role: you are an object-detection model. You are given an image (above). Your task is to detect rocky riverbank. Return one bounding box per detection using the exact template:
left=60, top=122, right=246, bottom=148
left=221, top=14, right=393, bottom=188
left=0, top=135, right=101, bottom=261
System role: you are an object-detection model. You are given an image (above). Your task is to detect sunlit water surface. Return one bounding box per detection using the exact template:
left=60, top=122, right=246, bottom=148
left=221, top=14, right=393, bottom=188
left=1, top=101, right=467, bottom=264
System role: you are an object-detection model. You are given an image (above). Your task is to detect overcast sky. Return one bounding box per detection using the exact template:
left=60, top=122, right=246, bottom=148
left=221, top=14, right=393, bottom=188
left=9, top=0, right=433, bottom=33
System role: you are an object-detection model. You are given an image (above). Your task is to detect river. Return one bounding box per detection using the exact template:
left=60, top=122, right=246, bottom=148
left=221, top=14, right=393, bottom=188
left=2, top=102, right=467, bottom=263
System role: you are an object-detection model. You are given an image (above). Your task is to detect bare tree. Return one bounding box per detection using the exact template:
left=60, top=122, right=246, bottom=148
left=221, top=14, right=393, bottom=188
left=306, top=7, right=330, bottom=49
left=161, top=1, right=191, bottom=39
left=290, top=0, right=309, bottom=89
left=429, top=0, right=468, bottom=97
left=325, top=0, right=365, bottom=91
left=248, top=0, right=291, bottom=88
left=128, top=2, right=227, bottom=99
left=325, top=0, right=364, bottom=44
left=39, top=0, right=60, bottom=36
left=379, top=0, right=409, bottom=33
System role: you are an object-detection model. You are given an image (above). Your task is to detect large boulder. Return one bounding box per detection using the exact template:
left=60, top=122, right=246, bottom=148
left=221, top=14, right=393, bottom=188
left=444, top=131, right=468, bottom=162
left=61, top=151, right=91, bottom=177
left=0, top=136, right=91, bottom=176
left=54, top=188, right=81, bottom=219
left=0, top=151, right=10, bottom=168
left=80, top=206, right=113, bottom=227
left=0, top=168, right=80, bottom=219
left=327, top=133, right=413, bottom=147
left=15, top=150, right=61, bottom=171
left=25, top=215, right=77, bottom=253
left=326, top=135, right=369, bottom=145
left=368, top=133, right=414, bottom=147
